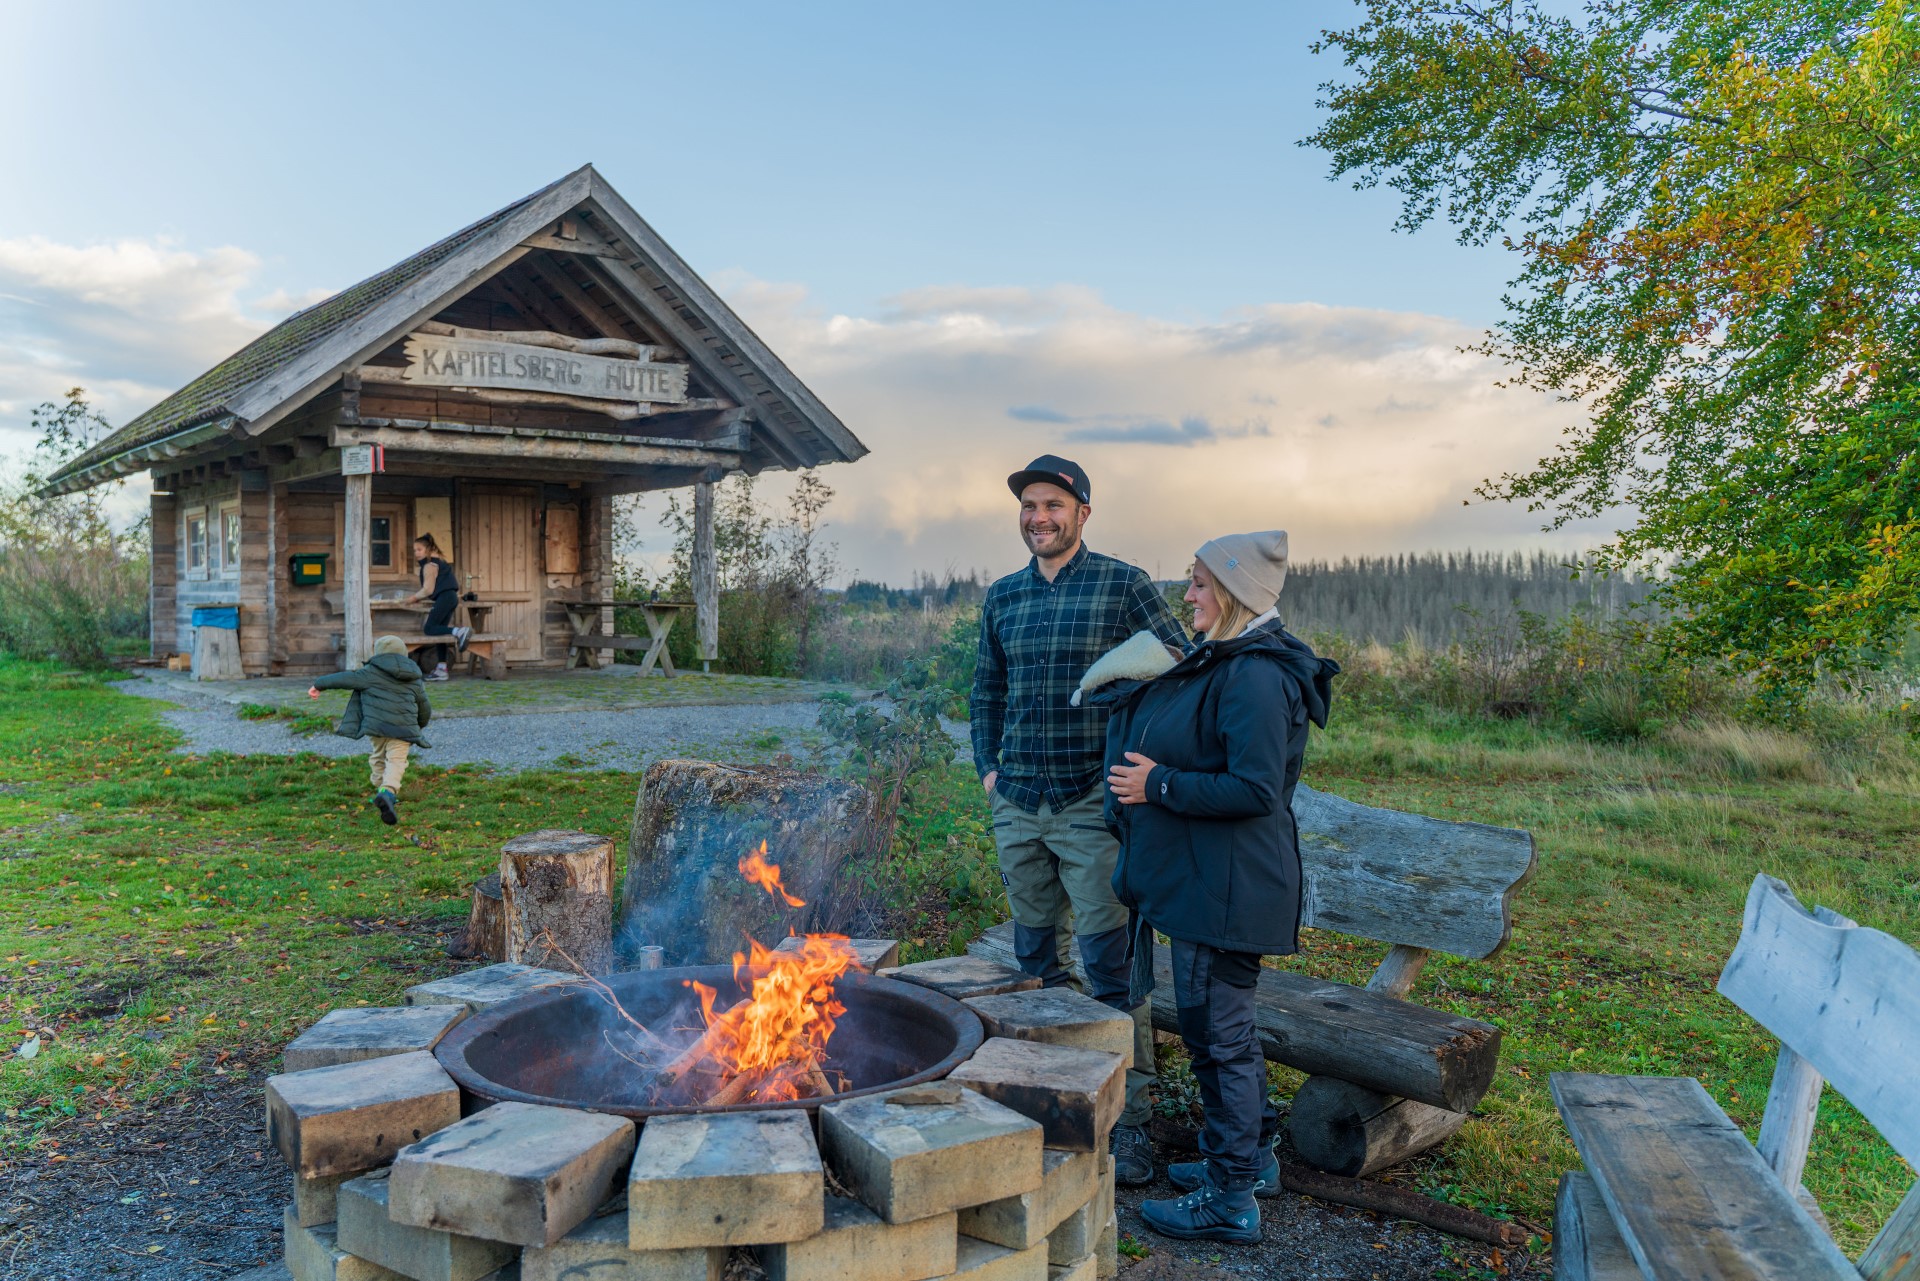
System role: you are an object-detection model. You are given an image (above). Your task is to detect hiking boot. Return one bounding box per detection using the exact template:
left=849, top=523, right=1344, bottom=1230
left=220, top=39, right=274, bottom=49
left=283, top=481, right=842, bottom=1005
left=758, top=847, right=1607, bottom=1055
left=372, top=789, right=398, bottom=826
left=1168, top=1150, right=1282, bottom=1198
left=1110, top=1124, right=1154, bottom=1187
left=425, top=663, right=450, bottom=682
left=1139, top=1177, right=1260, bottom=1244
left=452, top=626, right=471, bottom=652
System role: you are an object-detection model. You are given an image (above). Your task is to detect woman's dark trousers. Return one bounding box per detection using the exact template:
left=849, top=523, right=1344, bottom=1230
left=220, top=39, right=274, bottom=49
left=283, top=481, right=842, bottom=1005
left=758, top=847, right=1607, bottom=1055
left=1171, top=940, right=1278, bottom=1191
left=422, top=596, right=457, bottom=668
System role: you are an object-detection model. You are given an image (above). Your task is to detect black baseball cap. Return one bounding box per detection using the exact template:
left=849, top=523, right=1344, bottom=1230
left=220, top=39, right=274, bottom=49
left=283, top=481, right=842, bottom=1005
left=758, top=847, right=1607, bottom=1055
left=1007, top=454, right=1091, bottom=504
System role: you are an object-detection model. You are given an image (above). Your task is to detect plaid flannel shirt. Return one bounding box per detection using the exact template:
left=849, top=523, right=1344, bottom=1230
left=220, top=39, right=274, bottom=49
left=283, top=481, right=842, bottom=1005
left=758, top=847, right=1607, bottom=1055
left=971, top=543, right=1187, bottom=813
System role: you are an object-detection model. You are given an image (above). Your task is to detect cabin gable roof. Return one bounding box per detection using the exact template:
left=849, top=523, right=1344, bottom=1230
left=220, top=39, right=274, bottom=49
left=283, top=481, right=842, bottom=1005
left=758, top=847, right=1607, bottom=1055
left=46, top=166, right=865, bottom=492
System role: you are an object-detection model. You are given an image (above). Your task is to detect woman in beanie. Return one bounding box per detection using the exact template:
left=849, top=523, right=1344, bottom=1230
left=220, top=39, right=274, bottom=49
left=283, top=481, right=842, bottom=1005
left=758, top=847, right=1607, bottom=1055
left=1075, top=530, right=1338, bottom=1242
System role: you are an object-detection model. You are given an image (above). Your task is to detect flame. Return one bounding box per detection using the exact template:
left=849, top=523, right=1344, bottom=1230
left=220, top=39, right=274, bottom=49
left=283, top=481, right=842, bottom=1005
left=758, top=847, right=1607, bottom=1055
left=652, top=849, right=857, bottom=1105
left=739, top=842, right=805, bottom=908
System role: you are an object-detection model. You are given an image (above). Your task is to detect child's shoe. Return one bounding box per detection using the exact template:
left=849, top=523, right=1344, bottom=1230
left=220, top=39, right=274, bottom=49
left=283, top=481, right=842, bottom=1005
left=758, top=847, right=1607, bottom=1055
left=425, top=663, right=450, bottom=682
left=452, top=626, right=471, bottom=652
left=371, top=789, right=399, bottom=825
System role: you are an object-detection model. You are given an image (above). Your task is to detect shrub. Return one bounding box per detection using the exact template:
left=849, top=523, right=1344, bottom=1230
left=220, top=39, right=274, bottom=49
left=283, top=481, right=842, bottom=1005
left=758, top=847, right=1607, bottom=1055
left=0, top=391, right=148, bottom=668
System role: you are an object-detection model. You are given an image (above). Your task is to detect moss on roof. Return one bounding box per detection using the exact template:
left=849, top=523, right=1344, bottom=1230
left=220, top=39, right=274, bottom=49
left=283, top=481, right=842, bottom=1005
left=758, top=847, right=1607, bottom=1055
left=53, top=173, right=570, bottom=483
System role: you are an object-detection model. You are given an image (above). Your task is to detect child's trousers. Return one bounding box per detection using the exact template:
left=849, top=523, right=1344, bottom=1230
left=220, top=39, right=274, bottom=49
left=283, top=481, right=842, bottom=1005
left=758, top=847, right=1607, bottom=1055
left=368, top=737, right=411, bottom=793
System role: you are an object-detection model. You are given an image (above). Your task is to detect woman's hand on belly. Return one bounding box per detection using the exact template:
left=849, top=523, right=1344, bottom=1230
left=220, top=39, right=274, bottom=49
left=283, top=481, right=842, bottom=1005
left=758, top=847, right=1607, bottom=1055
left=1107, top=751, right=1157, bottom=805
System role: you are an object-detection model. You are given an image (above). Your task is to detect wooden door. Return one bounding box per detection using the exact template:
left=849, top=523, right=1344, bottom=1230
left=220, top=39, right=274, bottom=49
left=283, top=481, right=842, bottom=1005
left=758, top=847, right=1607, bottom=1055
left=459, top=487, right=541, bottom=661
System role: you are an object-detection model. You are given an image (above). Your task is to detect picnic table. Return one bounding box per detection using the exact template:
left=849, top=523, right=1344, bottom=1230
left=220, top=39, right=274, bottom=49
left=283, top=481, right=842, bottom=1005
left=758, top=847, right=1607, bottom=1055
left=557, top=599, right=692, bottom=676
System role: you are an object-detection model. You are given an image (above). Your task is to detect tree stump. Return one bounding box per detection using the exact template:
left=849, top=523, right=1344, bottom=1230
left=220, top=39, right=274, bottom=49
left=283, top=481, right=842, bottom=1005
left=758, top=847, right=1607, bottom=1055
left=501, top=830, right=615, bottom=975
left=447, top=873, right=506, bottom=961
left=1287, top=1075, right=1471, bottom=1178
left=620, top=760, right=880, bottom=966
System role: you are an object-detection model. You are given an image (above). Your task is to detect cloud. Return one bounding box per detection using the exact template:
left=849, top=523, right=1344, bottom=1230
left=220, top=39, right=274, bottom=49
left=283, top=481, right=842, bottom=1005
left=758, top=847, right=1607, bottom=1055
left=1006, top=405, right=1071, bottom=423
left=0, top=240, right=1619, bottom=582
left=0, top=235, right=326, bottom=461
left=636, top=278, right=1618, bottom=585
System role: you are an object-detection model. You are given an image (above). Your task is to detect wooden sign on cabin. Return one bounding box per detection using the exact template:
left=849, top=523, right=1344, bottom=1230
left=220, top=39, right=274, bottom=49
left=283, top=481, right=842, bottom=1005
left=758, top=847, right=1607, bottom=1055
left=401, top=330, right=689, bottom=405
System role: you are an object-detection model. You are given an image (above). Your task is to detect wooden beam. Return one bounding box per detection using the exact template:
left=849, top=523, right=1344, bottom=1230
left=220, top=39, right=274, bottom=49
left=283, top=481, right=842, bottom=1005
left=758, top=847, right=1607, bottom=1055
left=520, top=226, right=626, bottom=257
left=356, top=416, right=747, bottom=454
left=412, top=319, right=652, bottom=361
left=353, top=365, right=656, bottom=420
left=534, top=256, right=671, bottom=351
left=330, top=424, right=743, bottom=471
left=342, top=472, right=373, bottom=668
left=692, top=479, right=719, bottom=666
left=295, top=436, right=328, bottom=458
left=490, top=270, right=581, bottom=335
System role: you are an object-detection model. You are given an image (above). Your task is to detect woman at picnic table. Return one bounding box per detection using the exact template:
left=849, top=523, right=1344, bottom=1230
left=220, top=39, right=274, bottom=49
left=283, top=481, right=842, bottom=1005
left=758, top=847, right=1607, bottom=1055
left=1076, top=530, right=1338, bottom=1243
left=406, top=533, right=469, bottom=682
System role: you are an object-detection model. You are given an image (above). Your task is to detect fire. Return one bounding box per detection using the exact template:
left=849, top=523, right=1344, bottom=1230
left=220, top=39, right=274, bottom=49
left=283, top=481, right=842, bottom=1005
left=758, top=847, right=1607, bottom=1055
left=651, top=846, right=855, bottom=1105
left=739, top=842, right=806, bottom=908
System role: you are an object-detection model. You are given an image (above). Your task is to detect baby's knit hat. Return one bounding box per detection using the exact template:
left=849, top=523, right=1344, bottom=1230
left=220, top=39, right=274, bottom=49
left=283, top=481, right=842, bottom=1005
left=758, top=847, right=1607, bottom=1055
left=1195, top=531, right=1289, bottom=612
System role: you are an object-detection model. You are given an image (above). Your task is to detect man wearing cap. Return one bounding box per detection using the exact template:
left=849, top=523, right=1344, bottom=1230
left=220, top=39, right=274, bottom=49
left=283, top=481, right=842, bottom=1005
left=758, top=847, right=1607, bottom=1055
left=971, top=454, right=1187, bottom=1185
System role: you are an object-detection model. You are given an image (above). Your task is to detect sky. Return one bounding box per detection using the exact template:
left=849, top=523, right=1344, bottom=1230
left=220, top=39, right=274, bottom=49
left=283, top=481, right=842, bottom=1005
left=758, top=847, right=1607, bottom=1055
left=0, top=1, right=1621, bottom=585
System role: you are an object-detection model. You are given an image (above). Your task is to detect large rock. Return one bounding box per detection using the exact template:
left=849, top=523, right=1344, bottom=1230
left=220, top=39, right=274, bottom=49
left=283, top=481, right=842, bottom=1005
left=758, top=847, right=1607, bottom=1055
left=619, top=760, right=879, bottom=965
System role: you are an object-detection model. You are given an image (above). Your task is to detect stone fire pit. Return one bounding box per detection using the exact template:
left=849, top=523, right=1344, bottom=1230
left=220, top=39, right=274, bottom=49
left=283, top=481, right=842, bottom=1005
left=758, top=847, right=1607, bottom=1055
left=264, top=951, right=1135, bottom=1281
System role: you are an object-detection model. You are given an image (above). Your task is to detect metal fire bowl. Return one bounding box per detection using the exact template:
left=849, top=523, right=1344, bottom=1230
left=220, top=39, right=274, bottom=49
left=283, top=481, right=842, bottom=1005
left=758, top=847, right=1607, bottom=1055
left=433, top=965, right=984, bottom=1119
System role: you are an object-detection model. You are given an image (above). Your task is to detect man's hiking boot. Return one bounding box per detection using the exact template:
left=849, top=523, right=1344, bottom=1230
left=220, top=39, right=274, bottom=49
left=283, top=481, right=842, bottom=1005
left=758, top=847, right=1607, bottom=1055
left=1168, top=1151, right=1282, bottom=1198
left=1139, top=1178, right=1260, bottom=1244
left=1110, top=1124, right=1154, bottom=1187
left=372, top=789, right=398, bottom=826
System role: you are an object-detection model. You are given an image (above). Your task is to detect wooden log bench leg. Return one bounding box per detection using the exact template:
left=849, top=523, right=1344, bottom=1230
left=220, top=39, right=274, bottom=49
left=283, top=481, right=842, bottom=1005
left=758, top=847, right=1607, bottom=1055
left=1288, top=1076, right=1471, bottom=1178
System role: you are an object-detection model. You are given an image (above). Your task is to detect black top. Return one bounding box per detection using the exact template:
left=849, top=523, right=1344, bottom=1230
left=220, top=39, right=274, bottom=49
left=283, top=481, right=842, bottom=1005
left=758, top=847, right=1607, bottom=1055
left=419, top=556, right=458, bottom=599
left=1090, top=620, right=1338, bottom=956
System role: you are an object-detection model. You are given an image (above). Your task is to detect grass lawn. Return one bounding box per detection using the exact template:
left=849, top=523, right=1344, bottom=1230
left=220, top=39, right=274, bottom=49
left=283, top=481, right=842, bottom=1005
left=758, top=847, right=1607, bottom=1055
left=0, top=658, right=1914, bottom=1258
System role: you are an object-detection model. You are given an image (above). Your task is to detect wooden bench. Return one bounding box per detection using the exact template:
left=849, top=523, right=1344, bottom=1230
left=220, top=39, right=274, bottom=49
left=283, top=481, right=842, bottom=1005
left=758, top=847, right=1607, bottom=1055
left=1551, top=874, right=1920, bottom=1281
left=970, top=781, right=1537, bottom=1175
left=387, top=632, right=513, bottom=680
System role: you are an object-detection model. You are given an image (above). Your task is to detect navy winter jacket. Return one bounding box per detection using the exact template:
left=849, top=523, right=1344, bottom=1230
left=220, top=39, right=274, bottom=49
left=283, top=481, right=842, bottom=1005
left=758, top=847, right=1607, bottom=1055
left=1087, top=619, right=1336, bottom=956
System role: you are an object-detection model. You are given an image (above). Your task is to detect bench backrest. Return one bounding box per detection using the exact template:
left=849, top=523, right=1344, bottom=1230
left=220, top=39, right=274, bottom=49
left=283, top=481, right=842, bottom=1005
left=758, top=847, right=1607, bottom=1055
left=1293, top=783, right=1537, bottom=963
left=1717, top=874, right=1920, bottom=1171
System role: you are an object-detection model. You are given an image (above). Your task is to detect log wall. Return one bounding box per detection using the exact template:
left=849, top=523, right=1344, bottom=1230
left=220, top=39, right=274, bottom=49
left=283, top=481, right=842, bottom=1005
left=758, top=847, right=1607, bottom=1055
left=150, top=492, right=178, bottom=657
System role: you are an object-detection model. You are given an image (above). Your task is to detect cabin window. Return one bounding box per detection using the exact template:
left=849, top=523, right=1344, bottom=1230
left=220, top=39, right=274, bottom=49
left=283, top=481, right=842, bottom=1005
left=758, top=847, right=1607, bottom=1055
left=219, top=502, right=241, bottom=573
left=370, top=503, right=410, bottom=581
left=186, top=509, right=208, bottom=578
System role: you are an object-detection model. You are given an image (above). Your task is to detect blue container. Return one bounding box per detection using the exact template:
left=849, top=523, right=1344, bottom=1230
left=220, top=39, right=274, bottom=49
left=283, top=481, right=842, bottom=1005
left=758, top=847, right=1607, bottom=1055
left=191, top=606, right=240, bottom=630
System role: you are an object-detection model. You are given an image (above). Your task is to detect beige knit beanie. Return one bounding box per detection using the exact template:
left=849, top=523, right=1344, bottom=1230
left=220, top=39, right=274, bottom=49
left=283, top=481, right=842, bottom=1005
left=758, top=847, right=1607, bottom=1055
left=372, top=635, right=408, bottom=657
left=1195, top=531, right=1289, bottom=611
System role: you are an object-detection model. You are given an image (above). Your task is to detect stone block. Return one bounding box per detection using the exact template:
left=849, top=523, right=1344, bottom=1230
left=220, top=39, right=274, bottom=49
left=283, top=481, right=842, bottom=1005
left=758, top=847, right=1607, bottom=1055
left=760, top=1196, right=957, bottom=1281
left=774, top=936, right=900, bottom=972
left=628, top=1111, right=824, bottom=1249
left=233, top=1265, right=295, bottom=1281
left=286, top=1006, right=469, bottom=1072
left=294, top=1171, right=353, bottom=1228
left=521, top=1204, right=724, bottom=1281
left=820, top=1083, right=1042, bottom=1225
left=948, top=1236, right=1047, bottom=1281
left=878, top=956, right=1038, bottom=1001
left=956, top=1149, right=1095, bottom=1250
left=1049, top=1258, right=1096, bottom=1281
left=947, top=1039, right=1124, bottom=1153
left=1094, top=1213, right=1117, bottom=1281
left=389, top=1101, right=636, bottom=1248
left=269, top=1051, right=462, bottom=1179
left=961, top=990, right=1132, bottom=1061
left=338, top=1167, right=517, bottom=1281
left=1046, top=1201, right=1096, bottom=1267
left=404, top=963, right=580, bottom=1013
left=283, top=1205, right=404, bottom=1281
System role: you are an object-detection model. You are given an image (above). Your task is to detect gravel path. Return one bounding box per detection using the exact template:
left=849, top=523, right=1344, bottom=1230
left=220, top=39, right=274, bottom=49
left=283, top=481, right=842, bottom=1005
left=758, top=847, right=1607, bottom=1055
left=115, top=673, right=968, bottom=773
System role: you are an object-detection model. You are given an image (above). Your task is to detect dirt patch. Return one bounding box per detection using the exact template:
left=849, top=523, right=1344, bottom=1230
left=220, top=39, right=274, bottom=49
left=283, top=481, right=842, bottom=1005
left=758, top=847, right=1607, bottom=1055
left=1116, top=1130, right=1546, bottom=1280
left=0, top=1076, right=282, bottom=1279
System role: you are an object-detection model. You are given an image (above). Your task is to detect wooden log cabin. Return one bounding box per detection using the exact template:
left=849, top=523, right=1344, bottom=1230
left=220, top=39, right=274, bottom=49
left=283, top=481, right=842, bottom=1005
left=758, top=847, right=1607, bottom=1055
left=41, top=165, right=867, bottom=676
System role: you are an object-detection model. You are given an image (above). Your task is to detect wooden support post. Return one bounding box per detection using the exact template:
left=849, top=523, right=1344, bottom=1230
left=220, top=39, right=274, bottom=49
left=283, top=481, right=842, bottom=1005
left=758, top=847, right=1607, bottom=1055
left=692, top=479, right=718, bottom=672
left=1756, top=1045, right=1823, bottom=1194
left=149, top=492, right=178, bottom=659
left=1860, top=1181, right=1920, bottom=1281
left=500, top=830, right=615, bottom=975
left=342, top=472, right=373, bottom=667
